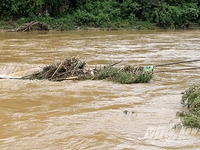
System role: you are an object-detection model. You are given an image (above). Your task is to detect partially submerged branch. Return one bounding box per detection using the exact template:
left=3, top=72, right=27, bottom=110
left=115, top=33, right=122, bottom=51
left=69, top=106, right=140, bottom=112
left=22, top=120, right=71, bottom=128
left=6, top=21, right=50, bottom=32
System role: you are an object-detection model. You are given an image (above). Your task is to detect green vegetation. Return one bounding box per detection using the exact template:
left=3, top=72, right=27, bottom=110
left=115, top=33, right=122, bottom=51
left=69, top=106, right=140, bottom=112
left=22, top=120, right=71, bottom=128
left=178, top=85, right=200, bottom=128
left=0, top=0, right=200, bottom=30
left=93, top=65, right=153, bottom=84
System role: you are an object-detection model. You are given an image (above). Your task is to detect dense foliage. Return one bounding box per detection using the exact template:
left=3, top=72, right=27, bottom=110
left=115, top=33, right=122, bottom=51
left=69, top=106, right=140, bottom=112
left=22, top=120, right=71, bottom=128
left=93, top=65, right=153, bottom=84
left=178, top=85, right=200, bottom=128
left=0, top=0, right=200, bottom=29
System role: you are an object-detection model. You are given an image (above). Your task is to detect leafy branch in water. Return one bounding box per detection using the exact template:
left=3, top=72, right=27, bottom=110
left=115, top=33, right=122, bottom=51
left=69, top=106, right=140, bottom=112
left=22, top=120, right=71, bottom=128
left=93, top=65, right=153, bottom=84
left=178, top=85, right=200, bottom=128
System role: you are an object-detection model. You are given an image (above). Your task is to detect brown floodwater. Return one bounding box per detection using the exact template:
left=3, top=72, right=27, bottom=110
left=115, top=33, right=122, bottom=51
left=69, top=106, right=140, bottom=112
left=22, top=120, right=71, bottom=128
left=0, top=30, right=200, bottom=149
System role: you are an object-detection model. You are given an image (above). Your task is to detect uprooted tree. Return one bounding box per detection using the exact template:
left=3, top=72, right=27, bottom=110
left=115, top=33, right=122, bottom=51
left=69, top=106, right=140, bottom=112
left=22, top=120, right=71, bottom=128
left=7, top=21, right=50, bottom=32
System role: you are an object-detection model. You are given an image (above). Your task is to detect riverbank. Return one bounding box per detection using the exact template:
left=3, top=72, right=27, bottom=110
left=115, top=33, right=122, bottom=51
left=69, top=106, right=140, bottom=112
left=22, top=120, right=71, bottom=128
left=0, top=19, right=159, bottom=31
left=1, top=19, right=200, bottom=32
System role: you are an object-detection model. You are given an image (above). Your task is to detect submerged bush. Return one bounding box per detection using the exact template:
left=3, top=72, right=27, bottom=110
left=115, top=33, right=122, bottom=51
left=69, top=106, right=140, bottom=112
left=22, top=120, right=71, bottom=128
left=178, top=85, right=200, bottom=128
left=182, top=112, right=200, bottom=128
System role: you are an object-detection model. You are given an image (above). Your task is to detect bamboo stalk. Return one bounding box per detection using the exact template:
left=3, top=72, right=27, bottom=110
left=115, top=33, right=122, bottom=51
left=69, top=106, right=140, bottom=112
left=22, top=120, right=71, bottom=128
left=54, top=76, right=78, bottom=81
left=50, top=58, right=65, bottom=79
left=155, top=59, right=200, bottom=67
left=154, top=67, right=200, bottom=73
left=111, top=60, right=123, bottom=66
left=65, top=76, right=78, bottom=80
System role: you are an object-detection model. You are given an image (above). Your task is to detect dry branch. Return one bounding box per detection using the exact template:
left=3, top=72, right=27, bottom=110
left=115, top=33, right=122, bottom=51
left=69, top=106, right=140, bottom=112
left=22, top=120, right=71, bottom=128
left=6, top=21, right=50, bottom=32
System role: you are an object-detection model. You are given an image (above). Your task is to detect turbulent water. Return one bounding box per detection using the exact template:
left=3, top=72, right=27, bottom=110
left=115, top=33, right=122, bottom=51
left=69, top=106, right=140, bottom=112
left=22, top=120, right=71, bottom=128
left=0, top=30, right=200, bottom=149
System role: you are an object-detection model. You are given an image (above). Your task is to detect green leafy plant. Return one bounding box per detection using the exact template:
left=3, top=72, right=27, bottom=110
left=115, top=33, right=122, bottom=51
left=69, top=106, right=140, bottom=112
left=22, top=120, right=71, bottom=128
left=93, top=65, right=153, bottom=84
left=179, top=85, right=200, bottom=128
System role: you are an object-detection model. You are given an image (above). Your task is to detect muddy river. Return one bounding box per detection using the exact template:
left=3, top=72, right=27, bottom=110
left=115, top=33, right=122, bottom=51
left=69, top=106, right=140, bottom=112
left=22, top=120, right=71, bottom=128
left=0, top=30, right=200, bottom=149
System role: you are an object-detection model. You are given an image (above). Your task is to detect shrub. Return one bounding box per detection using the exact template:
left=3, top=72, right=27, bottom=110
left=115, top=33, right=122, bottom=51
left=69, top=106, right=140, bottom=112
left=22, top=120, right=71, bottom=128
left=179, top=85, right=200, bottom=128
left=93, top=65, right=153, bottom=84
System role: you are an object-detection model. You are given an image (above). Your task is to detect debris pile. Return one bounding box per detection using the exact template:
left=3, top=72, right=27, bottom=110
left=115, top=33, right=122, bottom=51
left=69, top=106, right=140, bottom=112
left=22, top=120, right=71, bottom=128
left=24, top=57, right=153, bottom=84
left=27, top=57, right=92, bottom=81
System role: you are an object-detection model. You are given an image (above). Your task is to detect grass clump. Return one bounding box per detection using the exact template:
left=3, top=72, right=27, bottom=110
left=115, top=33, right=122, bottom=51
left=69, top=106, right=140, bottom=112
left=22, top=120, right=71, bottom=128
left=93, top=65, right=153, bottom=84
left=178, top=85, right=200, bottom=128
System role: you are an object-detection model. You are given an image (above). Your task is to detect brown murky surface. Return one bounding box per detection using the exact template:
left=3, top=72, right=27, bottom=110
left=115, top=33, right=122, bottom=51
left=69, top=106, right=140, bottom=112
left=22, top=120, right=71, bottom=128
left=0, top=30, right=200, bottom=149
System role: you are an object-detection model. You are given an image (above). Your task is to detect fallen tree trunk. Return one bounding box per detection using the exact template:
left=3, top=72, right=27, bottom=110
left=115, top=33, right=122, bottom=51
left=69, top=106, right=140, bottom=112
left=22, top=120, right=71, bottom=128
left=6, top=21, right=50, bottom=32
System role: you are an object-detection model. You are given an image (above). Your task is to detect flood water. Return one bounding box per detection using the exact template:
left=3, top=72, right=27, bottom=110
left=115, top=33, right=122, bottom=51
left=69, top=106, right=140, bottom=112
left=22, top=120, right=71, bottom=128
left=0, top=30, right=200, bottom=149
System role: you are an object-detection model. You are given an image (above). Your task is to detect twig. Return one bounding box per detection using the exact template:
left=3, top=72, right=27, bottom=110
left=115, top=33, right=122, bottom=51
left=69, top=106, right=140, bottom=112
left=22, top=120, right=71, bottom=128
left=111, top=60, right=123, bottom=66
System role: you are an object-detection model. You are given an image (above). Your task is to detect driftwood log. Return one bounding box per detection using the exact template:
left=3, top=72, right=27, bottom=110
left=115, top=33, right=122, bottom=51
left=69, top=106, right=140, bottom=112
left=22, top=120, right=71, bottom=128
left=7, top=21, right=50, bottom=32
